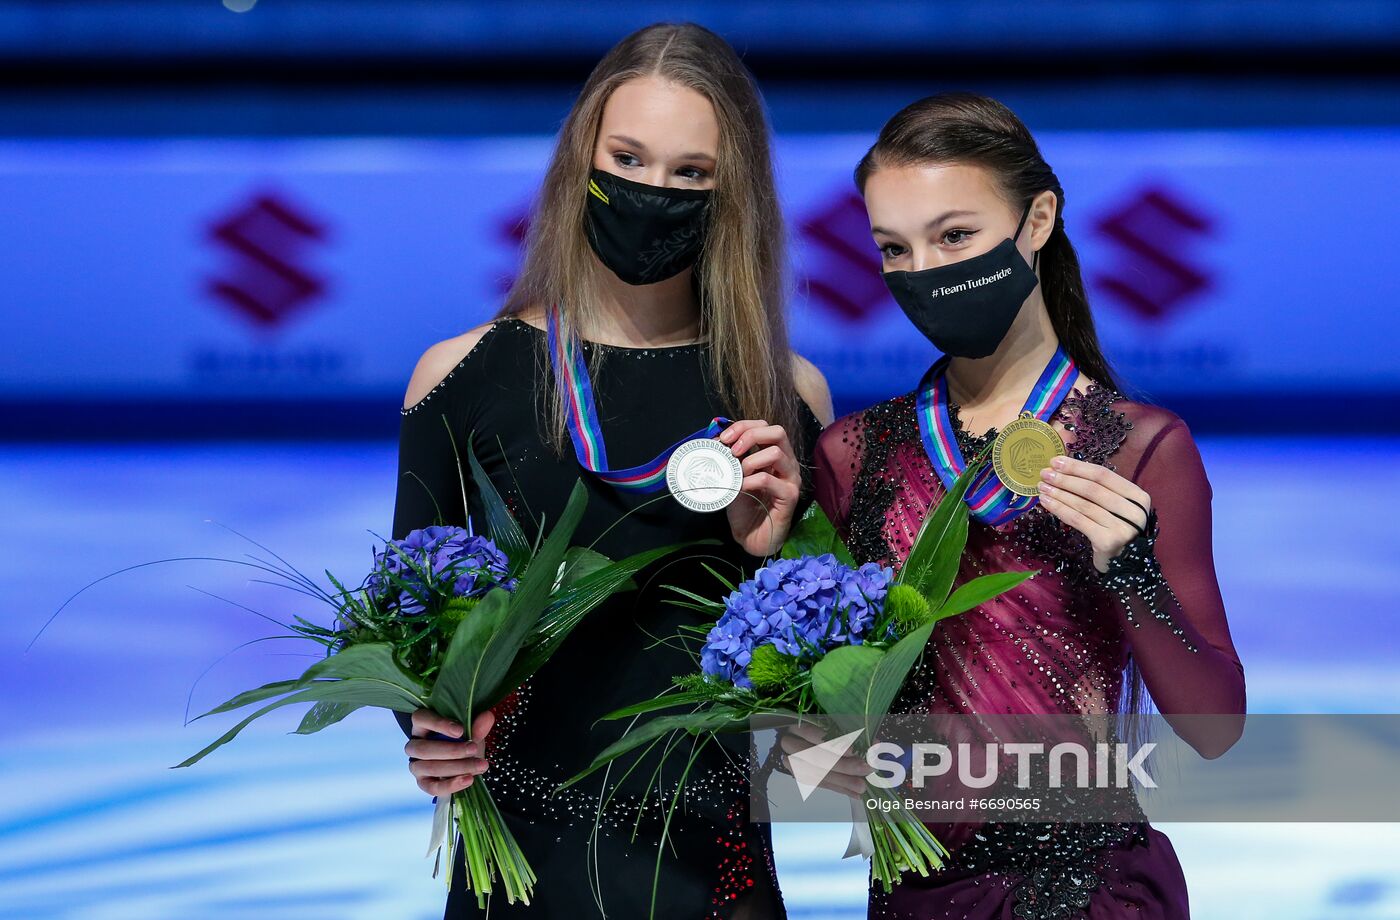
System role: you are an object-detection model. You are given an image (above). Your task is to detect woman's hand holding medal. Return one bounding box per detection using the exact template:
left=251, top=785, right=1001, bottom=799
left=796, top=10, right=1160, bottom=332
left=716, top=419, right=804, bottom=557
left=1036, top=455, right=1153, bottom=574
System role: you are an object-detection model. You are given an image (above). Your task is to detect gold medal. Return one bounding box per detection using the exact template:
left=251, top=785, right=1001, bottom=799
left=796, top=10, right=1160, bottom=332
left=991, top=411, right=1066, bottom=497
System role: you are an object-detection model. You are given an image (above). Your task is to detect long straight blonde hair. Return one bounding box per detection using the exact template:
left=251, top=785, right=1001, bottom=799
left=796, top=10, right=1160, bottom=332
left=498, top=21, right=803, bottom=456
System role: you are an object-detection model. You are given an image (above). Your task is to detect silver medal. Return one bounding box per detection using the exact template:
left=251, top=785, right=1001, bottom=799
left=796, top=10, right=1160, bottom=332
left=665, top=438, right=743, bottom=513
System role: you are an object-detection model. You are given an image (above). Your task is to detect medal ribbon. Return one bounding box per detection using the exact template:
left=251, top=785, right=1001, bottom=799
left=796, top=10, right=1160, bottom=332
left=915, top=344, right=1078, bottom=527
left=546, top=307, right=730, bottom=494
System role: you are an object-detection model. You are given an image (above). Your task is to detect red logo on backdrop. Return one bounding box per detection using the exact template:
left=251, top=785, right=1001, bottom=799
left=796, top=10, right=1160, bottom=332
left=797, top=191, right=891, bottom=321
left=205, top=191, right=329, bottom=328
left=1091, top=186, right=1214, bottom=322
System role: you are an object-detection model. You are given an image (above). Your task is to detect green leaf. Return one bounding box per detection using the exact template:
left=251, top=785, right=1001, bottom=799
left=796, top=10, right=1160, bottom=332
left=780, top=503, right=856, bottom=567
left=431, top=480, right=588, bottom=720
left=936, top=570, right=1038, bottom=619
left=659, top=584, right=725, bottom=610
left=699, top=562, right=739, bottom=593
left=197, top=678, right=305, bottom=718
left=557, top=708, right=747, bottom=790
left=175, top=678, right=423, bottom=768
left=466, top=433, right=532, bottom=570
left=897, top=454, right=985, bottom=604
left=809, top=622, right=945, bottom=741
left=424, top=588, right=511, bottom=724
left=810, top=644, right=884, bottom=724
left=597, top=690, right=713, bottom=721
left=865, top=620, right=938, bottom=725
left=194, top=643, right=425, bottom=721
left=294, top=701, right=360, bottom=734
left=500, top=539, right=708, bottom=693
left=296, top=642, right=428, bottom=694
left=560, top=546, right=613, bottom=587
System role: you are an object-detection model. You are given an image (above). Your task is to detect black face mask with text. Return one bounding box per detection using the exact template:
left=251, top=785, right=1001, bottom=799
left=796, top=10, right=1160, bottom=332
left=583, top=168, right=711, bottom=285
left=882, top=202, right=1040, bottom=358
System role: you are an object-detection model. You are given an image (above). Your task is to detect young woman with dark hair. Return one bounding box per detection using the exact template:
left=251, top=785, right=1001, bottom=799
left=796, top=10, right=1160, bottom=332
left=803, top=92, right=1245, bottom=918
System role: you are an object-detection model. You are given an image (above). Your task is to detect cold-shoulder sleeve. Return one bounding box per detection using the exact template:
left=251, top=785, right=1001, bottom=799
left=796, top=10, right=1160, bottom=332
left=1110, top=415, right=1246, bottom=755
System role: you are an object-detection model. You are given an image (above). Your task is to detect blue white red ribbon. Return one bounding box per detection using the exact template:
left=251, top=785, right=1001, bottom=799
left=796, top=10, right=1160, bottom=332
left=546, top=306, right=730, bottom=494
left=915, top=345, right=1078, bottom=527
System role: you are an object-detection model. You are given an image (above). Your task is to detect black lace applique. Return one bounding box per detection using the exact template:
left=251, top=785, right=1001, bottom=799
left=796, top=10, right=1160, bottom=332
left=1098, top=509, right=1161, bottom=587
left=950, top=821, right=1149, bottom=920
left=1052, top=383, right=1134, bottom=472
left=1097, top=509, right=1201, bottom=653
left=946, top=400, right=998, bottom=454
left=867, top=819, right=1156, bottom=920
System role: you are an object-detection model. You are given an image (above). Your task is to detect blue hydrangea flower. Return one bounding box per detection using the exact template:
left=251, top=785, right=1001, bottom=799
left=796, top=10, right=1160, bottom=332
left=366, top=526, right=515, bottom=616
left=700, top=554, right=893, bottom=688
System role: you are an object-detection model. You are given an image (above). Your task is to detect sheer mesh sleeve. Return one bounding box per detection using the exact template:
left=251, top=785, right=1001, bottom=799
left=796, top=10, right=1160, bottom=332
left=812, top=412, right=863, bottom=539
left=1110, top=414, right=1246, bottom=754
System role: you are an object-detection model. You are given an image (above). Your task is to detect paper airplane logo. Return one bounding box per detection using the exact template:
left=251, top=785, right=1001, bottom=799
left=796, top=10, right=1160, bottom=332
left=788, top=728, right=865, bottom=801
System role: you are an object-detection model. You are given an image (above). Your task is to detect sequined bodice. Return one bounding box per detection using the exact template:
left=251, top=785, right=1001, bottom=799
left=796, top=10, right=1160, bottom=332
left=839, top=384, right=1134, bottom=719
left=812, top=377, right=1244, bottom=919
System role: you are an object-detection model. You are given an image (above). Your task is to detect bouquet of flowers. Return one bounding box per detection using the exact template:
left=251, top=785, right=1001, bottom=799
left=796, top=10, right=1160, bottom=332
left=167, top=444, right=697, bottom=908
left=562, top=450, right=1037, bottom=896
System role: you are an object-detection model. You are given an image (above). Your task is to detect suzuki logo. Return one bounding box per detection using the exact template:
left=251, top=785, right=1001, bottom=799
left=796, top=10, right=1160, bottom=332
left=205, top=190, right=329, bottom=328
left=797, top=191, right=892, bottom=321
left=1091, top=186, right=1214, bottom=322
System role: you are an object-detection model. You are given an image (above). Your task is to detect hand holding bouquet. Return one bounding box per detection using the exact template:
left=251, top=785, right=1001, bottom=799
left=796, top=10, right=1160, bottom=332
left=564, top=448, right=1038, bottom=896
left=170, top=442, right=697, bottom=908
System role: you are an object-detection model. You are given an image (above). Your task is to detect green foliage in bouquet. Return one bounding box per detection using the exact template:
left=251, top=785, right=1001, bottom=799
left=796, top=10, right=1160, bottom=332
left=559, top=442, right=1040, bottom=906
left=157, top=432, right=704, bottom=908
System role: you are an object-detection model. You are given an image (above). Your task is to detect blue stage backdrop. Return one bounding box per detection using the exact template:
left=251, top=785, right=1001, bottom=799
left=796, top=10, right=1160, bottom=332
left=6, top=129, right=1399, bottom=436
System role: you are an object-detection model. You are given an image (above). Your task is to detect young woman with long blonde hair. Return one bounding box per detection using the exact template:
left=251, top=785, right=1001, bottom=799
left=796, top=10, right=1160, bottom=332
left=391, top=22, right=832, bottom=918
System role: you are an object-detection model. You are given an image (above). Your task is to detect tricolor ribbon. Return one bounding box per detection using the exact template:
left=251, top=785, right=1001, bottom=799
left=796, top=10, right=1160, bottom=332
left=915, top=344, right=1079, bottom=527
left=546, top=306, right=730, bottom=494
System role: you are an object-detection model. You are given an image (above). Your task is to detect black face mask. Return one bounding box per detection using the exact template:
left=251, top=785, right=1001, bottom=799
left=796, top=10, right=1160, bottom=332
left=882, top=202, right=1040, bottom=358
left=583, top=168, right=711, bottom=285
